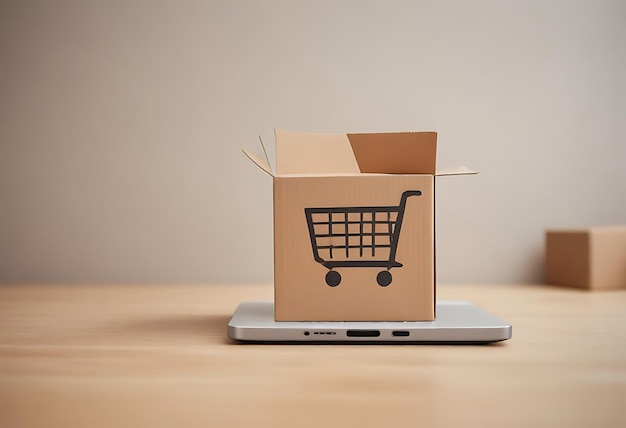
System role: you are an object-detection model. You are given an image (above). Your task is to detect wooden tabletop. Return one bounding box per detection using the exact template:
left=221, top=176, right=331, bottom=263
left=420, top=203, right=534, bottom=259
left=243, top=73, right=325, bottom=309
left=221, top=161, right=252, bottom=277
left=1, top=283, right=624, bottom=428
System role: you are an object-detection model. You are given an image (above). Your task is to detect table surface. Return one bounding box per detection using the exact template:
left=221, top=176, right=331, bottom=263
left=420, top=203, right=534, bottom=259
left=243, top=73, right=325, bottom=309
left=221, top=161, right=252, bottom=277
left=1, top=283, right=625, bottom=428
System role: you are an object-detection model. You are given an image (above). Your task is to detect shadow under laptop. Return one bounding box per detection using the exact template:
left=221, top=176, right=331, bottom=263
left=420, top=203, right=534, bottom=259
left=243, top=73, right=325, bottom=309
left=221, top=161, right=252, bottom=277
left=93, top=315, right=508, bottom=347
left=229, top=339, right=508, bottom=346
left=94, top=313, right=234, bottom=346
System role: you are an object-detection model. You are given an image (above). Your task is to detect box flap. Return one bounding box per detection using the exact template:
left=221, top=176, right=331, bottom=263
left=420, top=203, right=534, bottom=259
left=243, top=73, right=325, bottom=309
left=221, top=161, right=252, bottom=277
left=270, top=130, right=474, bottom=176
left=242, top=136, right=274, bottom=177
left=435, top=166, right=478, bottom=176
left=347, top=132, right=437, bottom=174
left=275, top=129, right=360, bottom=175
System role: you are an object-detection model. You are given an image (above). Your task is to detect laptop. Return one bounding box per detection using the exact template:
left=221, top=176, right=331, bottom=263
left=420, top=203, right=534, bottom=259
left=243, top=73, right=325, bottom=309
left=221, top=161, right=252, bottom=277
left=228, top=300, right=512, bottom=344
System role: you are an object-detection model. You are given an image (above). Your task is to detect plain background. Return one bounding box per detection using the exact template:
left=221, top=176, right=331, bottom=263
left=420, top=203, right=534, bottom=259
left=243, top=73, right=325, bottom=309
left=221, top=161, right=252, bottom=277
left=1, top=0, right=625, bottom=284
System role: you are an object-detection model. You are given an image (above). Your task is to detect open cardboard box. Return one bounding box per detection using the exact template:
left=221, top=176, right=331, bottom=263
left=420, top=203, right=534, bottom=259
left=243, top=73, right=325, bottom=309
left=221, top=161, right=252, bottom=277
left=244, top=130, right=475, bottom=321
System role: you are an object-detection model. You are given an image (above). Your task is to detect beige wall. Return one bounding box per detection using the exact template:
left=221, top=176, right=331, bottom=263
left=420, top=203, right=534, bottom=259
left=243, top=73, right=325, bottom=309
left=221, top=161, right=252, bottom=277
left=1, top=0, right=625, bottom=284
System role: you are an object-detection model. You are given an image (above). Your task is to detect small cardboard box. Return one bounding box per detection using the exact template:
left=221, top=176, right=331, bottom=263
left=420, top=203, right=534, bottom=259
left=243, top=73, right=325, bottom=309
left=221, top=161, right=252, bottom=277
left=244, top=130, right=475, bottom=321
left=545, top=226, right=626, bottom=290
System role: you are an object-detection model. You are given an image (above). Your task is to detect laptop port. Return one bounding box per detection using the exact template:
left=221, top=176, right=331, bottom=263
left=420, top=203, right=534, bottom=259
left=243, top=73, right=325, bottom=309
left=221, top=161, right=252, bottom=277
left=346, top=330, right=380, bottom=337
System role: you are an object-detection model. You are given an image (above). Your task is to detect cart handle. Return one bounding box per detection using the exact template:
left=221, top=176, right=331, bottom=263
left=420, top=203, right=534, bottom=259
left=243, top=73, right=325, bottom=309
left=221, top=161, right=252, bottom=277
left=389, top=190, right=422, bottom=263
left=399, top=190, right=422, bottom=207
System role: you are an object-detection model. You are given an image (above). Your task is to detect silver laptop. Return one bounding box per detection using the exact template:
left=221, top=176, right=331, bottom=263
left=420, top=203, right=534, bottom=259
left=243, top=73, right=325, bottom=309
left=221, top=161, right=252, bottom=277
left=228, top=301, right=512, bottom=343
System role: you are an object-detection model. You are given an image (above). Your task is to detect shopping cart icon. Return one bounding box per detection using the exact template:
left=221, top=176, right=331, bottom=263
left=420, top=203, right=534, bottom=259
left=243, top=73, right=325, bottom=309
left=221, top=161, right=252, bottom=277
left=305, top=190, right=422, bottom=287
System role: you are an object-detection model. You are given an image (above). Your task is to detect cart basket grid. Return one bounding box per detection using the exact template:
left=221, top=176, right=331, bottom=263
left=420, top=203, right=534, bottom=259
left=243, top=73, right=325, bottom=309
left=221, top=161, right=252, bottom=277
left=304, top=190, right=421, bottom=286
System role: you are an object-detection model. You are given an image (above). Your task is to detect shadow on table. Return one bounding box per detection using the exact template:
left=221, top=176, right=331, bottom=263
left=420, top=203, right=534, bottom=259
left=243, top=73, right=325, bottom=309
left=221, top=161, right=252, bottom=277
left=100, top=316, right=511, bottom=347
left=97, top=314, right=233, bottom=346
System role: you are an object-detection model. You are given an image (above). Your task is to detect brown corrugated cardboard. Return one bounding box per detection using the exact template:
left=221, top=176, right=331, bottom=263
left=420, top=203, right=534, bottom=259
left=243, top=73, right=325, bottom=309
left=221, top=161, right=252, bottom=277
left=243, top=130, right=475, bottom=321
left=545, top=226, right=626, bottom=290
left=347, top=132, right=437, bottom=174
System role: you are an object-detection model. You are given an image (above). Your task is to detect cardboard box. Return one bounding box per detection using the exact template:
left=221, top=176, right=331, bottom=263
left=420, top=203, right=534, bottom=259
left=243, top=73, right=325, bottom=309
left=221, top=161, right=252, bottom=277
left=244, top=130, right=475, bottom=321
left=545, top=226, right=626, bottom=290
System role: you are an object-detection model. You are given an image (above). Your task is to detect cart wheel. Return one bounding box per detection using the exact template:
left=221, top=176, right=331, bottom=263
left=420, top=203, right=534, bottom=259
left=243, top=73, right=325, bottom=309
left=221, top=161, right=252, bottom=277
left=325, top=271, right=341, bottom=287
left=377, top=271, right=392, bottom=287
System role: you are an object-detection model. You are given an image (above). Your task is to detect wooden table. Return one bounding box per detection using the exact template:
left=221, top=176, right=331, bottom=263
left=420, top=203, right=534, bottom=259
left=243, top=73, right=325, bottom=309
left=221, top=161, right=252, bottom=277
left=1, top=284, right=624, bottom=428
